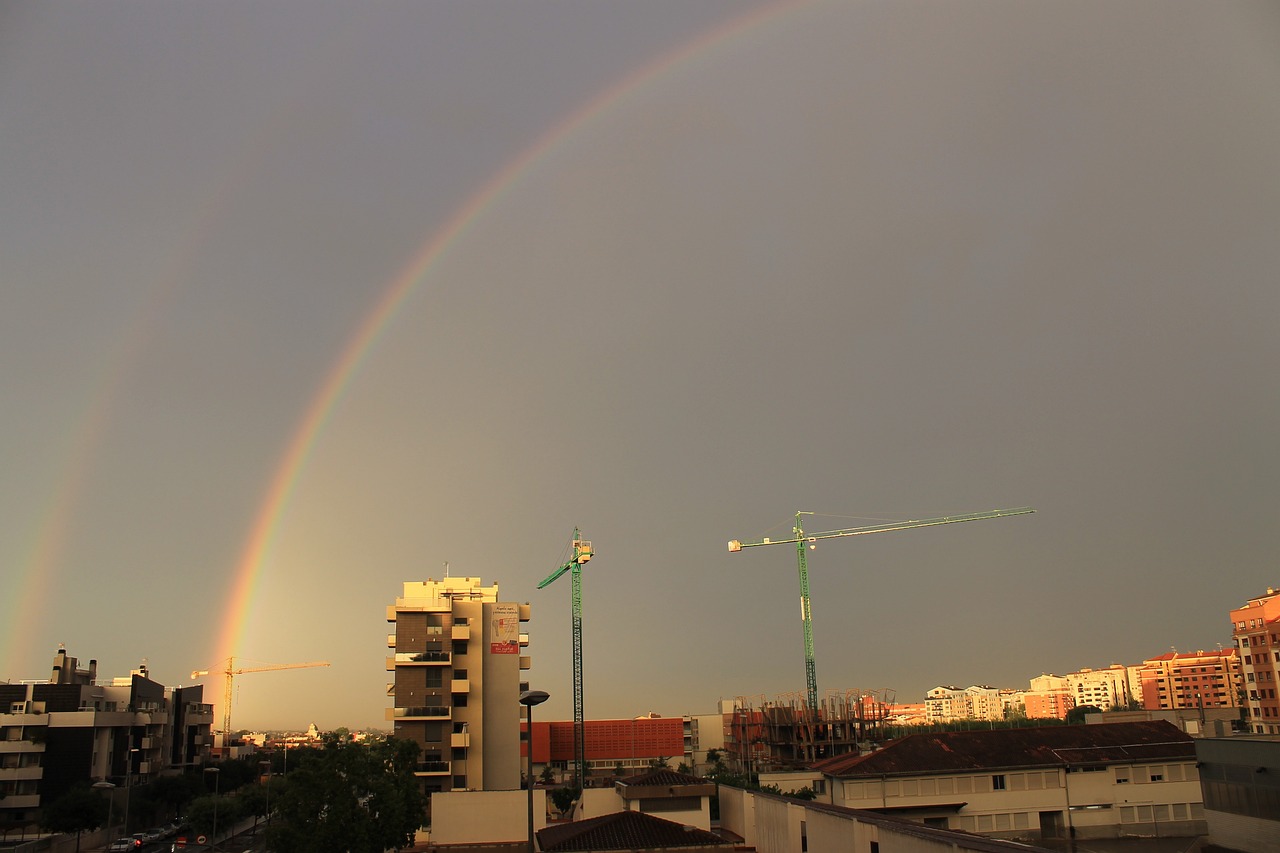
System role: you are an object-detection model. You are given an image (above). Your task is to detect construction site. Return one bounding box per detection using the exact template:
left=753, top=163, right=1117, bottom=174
left=725, top=689, right=897, bottom=772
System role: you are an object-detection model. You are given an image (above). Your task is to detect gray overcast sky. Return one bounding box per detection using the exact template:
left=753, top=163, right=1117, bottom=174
left=2, top=0, right=1278, bottom=730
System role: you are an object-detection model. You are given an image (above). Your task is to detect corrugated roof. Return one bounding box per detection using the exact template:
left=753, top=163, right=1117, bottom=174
left=813, top=721, right=1193, bottom=777
left=536, top=810, right=731, bottom=852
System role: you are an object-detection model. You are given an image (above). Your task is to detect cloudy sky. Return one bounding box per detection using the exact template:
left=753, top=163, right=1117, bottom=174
left=2, top=0, right=1278, bottom=730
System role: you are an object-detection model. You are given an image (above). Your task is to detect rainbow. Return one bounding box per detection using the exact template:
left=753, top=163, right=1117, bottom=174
left=203, top=0, right=808, bottom=721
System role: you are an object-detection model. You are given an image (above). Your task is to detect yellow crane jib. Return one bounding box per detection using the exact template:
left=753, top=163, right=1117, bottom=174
left=190, top=657, right=331, bottom=738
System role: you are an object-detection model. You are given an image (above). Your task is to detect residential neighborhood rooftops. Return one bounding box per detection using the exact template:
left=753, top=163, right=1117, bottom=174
left=812, top=720, right=1194, bottom=777
left=536, top=810, right=732, bottom=852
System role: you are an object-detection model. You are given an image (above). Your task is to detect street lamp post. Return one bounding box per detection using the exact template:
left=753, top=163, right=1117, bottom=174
left=519, top=690, right=550, bottom=853
left=204, top=767, right=221, bottom=848
left=123, top=748, right=139, bottom=836
left=91, top=781, right=115, bottom=844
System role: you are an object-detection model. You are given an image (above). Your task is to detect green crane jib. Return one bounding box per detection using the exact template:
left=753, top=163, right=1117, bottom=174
left=728, top=507, right=1034, bottom=714
left=537, top=529, right=594, bottom=787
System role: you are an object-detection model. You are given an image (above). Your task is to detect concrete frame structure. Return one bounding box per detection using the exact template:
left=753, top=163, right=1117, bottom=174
left=386, top=577, right=530, bottom=797
left=0, top=648, right=213, bottom=836
left=1231, top=586, right=1280, bottom=734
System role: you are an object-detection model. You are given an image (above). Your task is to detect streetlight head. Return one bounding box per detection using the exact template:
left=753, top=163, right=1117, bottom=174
left=92, top=781, right=115, bottom=789
left=203, top=766, right=220, bottom=774
left=519, top=690, right=549, bottom=707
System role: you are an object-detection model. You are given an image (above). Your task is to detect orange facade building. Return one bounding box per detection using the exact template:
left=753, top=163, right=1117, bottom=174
left=1138, top=648, right=1241, bottom=712
left=1230, top=586, right=1280, bottom=734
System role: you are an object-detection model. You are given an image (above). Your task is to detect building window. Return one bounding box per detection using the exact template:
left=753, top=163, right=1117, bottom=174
left=454, top=694, right=468, bottom=707
left=453, top=775, right=467, bottom=788
left=454, top=669, right=468, bottom=680
left=453, top=641, right=468, bottom=656
left=993, top=774, right=1007, bottom=790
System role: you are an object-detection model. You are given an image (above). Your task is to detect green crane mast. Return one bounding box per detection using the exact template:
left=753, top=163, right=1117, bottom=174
left=537, top=529, right=594, bottom=787
left=729, top=507, right=1034, bottom=714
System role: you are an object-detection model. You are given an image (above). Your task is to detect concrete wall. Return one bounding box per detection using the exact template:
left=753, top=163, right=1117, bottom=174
left=727, top=788, right=1060, bottom=853
left=430, top=789, right=545, bottom=845
left=576, top=787, right=624, bottom=820
left=758, top=769, right=822, bottom=795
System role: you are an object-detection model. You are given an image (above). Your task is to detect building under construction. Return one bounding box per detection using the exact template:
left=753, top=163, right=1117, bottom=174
left=726, top=689, right=895, bottom=772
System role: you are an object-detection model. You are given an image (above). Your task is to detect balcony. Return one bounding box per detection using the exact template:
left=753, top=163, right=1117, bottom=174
left=450, top=679, right=470, bottom=694
left=520, top=656, right=532, bottom=671
left=391, top=652, right=452, bottom=666
left=0, top=766, right=42, bottom=781
left=387, top=633, right=396, bottom=648
left=451, top=732, right=471, bottom=749
left=414, top=760, right=450, bottom=776
left=519, top=603, right=531, bottom=622
left=452, top=624, right=471, bottom=641
left=0, top=794, right=38, bottom=809
left=519, top=633, right=530, bottom=647
left=389, top=706, right=452, bottom=721
left=0, top=741, right=44, bottom=754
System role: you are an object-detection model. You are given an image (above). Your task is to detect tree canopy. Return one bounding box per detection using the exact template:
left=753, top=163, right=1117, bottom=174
left=41, top=784, right=109, bottom=852
left=265, top=733, right=424, bottom=853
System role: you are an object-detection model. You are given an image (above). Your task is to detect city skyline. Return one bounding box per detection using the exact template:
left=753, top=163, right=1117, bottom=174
left=3, top=1, right=1278, bottom=730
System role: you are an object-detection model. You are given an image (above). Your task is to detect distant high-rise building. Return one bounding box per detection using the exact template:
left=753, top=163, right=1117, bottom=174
left=1230, top=586, right=1280, bottom=734
left=386, top=577, right=530, bottom=797
left=1138, top=649, right=1241, bottom=713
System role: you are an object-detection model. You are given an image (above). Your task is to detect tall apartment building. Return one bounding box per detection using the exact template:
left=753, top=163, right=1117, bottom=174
left=1023, top=674, right=1073, bottom=720
left=0, top=648, right=213, bottom=836
left=1138, top=649, right=1241, bottom=714
left=926, top=686, right=1013, bottom=722
left=1230, top=587, right=1280, bottom=734
left=386, top=577, right=530, bottom=796
left=1065, top=665, right=1140, bottom=711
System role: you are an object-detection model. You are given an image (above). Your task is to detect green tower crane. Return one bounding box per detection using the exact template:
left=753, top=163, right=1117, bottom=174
left=729, top=507, right=1034, bottom=715
left=537, top=529, right=594, bottom=786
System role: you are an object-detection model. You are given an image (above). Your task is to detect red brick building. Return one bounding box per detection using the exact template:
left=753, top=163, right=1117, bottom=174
left=524, top=717, right=686, bottom=781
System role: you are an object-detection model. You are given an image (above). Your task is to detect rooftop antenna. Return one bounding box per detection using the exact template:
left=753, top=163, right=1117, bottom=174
left=444, top=561, right=450, bottom=578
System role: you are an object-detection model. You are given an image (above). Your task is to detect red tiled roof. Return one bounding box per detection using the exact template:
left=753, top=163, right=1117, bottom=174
left=813, top=721, right=1193, bottom=777
left=536, top=810, right=731, bottom=852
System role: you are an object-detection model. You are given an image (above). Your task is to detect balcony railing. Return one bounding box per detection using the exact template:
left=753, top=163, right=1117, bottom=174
left=392, top=651, right=452, bottom=665
left=391, top=706, right=451, bottom=720
left=414, top=760, right=450, bottom=775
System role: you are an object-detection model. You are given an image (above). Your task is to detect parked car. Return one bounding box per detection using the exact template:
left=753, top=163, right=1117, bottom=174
left=107, top=838, right=138, bottom=852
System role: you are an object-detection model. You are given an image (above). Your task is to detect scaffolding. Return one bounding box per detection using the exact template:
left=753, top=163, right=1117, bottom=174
left=728, top=688, right=896, bottom=772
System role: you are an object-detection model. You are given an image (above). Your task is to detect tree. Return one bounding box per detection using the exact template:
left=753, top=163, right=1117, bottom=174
left=539, top=765, right=556, bottom=785
left=549, top=785, right=580, bottom=817
left=41, top=784, right=109, bottom=852
left=265, top=733, right=424, bottom=853
left=1066, top=705, right=1103, bottom=725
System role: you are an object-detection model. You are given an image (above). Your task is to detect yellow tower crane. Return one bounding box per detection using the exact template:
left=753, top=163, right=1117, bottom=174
left=191, top=657, right=330, bottom=739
